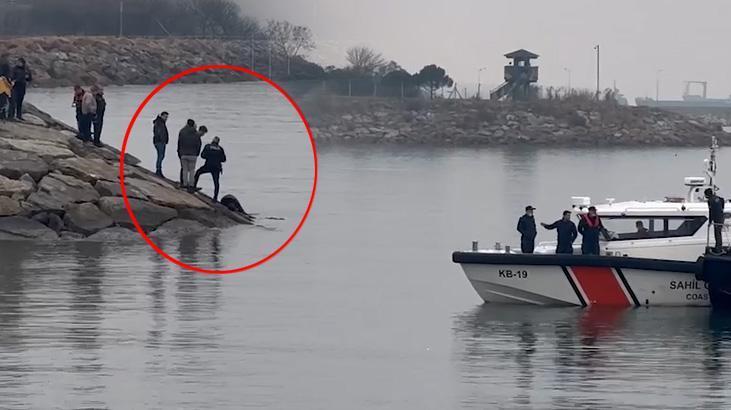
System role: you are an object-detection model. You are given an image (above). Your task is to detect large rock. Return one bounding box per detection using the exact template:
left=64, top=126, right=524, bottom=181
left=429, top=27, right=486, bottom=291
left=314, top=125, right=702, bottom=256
left=94, top=180, right=149, bottom=200
left=85, top=227, right=140, bottom=242
left=27, top=173, right=99, bottom=212
left=0, top=149, right=49, bottom=181
left=97, top=196, right=177, bottom=229
left=0, top=175, right=35, bottom=197
left=0, top=216, right=58, bottom=240
left=52, top=157, right=119, bottom=183
left=64, top=203, right=114, bottom=235
left=0, top=137, right=75, bottom=162
left=0, top=197, right=21, bottom=216
left=125, top=177, right=210, bottom=209
left=179, top=208, right=235, bottom=228
left=150, top=219, right=209, bottom=238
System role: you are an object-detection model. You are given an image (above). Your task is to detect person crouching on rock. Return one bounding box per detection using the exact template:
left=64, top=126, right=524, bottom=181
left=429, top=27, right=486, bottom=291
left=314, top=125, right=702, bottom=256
left=72, top=85, right=85, bottom=136
left=177, top=119, right=204, bottom=192
left=194, top=136, right=227, bottom=202
left=79, top=85, right=97, bottom=142
left=91, top=85, right=106, bottom=147
left=8, top=57, right=32, bottom=121
left=153, top=111, right=170, bottom=177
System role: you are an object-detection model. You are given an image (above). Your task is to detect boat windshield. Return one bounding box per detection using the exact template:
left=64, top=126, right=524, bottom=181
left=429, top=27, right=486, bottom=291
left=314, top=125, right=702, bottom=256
left=600, top=216, right=707, bottom=241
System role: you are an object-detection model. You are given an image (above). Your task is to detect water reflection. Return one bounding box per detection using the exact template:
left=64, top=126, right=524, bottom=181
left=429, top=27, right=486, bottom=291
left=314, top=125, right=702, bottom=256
left=453, top=306, right=731, bottom=409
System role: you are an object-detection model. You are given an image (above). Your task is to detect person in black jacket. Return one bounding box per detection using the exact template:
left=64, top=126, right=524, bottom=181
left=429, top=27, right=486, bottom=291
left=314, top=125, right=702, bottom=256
left=705, top=188, right=726, bottom=253
left=152, top=112, right=170, bottom=177
left=578, top=206, right=606, bottom=255
left=91, top=85, right=106, bottom=147
left=194, top=136, right=227, bottom=202
left=517, top=206, right=537, bottom=254
left=8, top=58, right=31, bottom=121
left=542, top=211, right=578, bottom=254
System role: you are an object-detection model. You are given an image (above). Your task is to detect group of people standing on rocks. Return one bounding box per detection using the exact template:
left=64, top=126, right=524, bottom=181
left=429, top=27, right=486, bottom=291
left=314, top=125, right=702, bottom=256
left=0, top=54, right=32, bottom=121
left=517, top=206, right=604, bottom=255
left=72, top=85, right=106, bottom=147
left=151, top=112, right=227, bottom=201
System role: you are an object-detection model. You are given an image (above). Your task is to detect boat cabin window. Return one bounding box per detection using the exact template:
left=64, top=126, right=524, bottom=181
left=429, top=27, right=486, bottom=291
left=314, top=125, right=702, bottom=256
left=600, top=216, right=707, bottom=241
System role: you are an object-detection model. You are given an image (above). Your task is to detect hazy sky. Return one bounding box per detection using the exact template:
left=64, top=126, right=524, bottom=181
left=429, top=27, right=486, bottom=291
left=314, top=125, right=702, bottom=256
left=238, top=0, right=731, bottom=102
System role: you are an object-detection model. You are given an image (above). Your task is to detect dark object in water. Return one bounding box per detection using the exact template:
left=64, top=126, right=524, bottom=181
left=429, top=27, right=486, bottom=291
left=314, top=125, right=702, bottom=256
left=697, top=251, right=731, bottom=309
left=220, top=194, right=248, bottom=215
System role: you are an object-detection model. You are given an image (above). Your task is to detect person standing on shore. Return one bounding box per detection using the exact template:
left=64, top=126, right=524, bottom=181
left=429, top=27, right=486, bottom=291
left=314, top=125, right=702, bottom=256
left=517, top=206, right=537, bottom=254
left=79, top=86, right=97, bottom=142
left=8, top=58, right=32, bottom=121
left=91, top=85, right=106, bottom=147
left=72, top=85, right=85, bottom=135
left=541, top=211, right=578, bottom=254
left=177, top=119, right=203, bottom=192
left=194, top=136, right=226, bottom=202
left=153, top=111, right=170, bottom=177
left=0, top=54, right=10, bottom=121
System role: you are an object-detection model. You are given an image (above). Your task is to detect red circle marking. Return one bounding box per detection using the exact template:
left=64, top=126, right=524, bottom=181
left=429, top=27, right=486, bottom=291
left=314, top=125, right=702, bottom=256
left=118, top=64, right=318, bottom=274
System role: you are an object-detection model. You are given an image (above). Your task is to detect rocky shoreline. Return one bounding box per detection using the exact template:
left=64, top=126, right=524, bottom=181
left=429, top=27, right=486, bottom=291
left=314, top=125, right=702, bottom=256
left=1, top=36, right=319, bottom=88
left=304, top=97, right=728, bottom=146
left=0, top=104, right=250, bottom=241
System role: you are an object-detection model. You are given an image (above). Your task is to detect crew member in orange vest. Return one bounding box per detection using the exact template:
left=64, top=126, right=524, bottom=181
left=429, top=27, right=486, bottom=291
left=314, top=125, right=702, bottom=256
left=578, top=206, right=605, bottom=255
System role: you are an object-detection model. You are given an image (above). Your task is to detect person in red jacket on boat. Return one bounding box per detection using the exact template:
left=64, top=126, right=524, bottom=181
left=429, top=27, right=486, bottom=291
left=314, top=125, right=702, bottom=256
left=578, top=206, right=606, bottom=255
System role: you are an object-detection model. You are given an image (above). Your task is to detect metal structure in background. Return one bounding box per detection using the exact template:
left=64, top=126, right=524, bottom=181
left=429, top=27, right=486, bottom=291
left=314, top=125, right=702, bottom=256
left=594, top=44, right=600, bottom=98
left=489, top=49, right=539, bottom=101
left=563, top=67, right=571, bottom=92
left=684, top=81, right=709, bottom=100
left=655, top=68, right=663, bottom=102
left=476, top=66, right=487, bottom=99
left=119, top=0, right=124, bottom=37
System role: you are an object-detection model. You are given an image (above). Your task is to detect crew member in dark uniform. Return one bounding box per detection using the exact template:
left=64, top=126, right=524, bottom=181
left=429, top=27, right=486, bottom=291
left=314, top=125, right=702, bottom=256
left=517, top=206, right=537, bottom=254
left=705, top=188, right=726, bottom=253
left=542, top=210, right=578, bottom=254
left=578, top=206, right=605, bottom=255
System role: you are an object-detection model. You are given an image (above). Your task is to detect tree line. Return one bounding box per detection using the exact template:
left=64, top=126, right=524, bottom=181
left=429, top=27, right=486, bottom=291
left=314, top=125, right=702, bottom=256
left=1, top=0, right=263, bottom=37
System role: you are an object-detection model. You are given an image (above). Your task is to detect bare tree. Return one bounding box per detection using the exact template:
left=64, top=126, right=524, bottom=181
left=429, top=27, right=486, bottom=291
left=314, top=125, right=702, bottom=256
left=346, top=46, right=385, bottom=74
left=266, top=20, right=315, bottom=75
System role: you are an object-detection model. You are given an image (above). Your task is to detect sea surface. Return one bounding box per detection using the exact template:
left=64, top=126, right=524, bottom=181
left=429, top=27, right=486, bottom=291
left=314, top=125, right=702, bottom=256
left=1, top=84, right=730, bottom=409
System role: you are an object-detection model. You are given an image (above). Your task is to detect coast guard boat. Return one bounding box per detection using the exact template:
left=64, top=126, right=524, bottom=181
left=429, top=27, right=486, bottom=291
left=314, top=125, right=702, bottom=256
left=453, top=138, right=729, bottom=307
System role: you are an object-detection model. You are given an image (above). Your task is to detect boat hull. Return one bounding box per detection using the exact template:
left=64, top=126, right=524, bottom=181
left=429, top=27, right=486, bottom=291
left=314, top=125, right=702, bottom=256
left=453, top=252, right=709, bottom=307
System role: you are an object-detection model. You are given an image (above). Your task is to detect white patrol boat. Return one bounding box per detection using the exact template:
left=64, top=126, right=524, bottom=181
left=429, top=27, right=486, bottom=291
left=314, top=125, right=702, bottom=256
left=453, top=138, right=728, bottom=307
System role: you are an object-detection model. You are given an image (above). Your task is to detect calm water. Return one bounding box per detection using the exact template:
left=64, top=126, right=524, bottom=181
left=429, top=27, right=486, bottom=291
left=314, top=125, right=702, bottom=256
left=2, top=85, right=729, bottom=409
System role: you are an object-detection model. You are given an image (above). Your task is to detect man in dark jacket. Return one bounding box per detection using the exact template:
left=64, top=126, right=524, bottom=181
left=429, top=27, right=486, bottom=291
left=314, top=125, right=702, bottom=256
left=91, top=85, right=106, bottom=147
left=8, top=58, right=31, bottom=121
left=517, top=206, right=537, bottom=254
left=578, top=206, right=606, bottom=255
left=178, top=120, right=206, bottom=192
left=542, top=210, right=578, bottom=254
left=194, top=136, right=227, bottom=202
left=153, top=112, right=169, bottom=177
left=705, top=188, right=726, bottom=253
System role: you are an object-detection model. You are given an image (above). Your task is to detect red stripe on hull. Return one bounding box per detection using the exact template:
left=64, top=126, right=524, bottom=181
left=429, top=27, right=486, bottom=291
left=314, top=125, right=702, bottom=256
left=571, top=266, right=631, bottom=306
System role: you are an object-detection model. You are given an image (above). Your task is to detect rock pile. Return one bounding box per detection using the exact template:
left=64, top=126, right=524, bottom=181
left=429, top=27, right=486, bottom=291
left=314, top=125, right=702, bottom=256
left=305, top=97, right=728, bottom=146
left=0, top=36, right=316, bottom=87
left=0, top=104, right=250, bottom=241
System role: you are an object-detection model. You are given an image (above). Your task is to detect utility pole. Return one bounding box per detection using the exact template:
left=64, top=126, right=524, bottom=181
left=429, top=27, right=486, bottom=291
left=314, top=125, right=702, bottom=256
left=594, top=44, right=600, bottom=98
left=563, top=67, right=572, bottom=92
left=119, top=0, right=124, bottom=37
left=268, top=42, right=272, bottom=78
left=476, top=66, right=487, bottom=99
left=655, top=69, right=664, bottom=102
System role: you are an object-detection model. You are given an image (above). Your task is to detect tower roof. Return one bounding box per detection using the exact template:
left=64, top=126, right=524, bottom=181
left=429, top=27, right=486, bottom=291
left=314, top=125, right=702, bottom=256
left=504, top=49, right=539, bottom=59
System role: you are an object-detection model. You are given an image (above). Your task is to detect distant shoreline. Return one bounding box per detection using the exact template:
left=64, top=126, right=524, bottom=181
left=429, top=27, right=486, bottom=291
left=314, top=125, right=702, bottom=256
left=303, top=96, right=727, bottom=147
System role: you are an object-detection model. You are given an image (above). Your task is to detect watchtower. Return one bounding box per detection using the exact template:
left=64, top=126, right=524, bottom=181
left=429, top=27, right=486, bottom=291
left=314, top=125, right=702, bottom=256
left=490, top=49, right=539, bottom=101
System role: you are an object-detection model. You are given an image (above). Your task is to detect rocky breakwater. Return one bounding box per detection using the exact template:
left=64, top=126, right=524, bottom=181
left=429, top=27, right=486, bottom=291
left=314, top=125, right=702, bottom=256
left=305, top=97, right=728, bottom=146
left=0, top=105, right=250, bottom=241
left=1, top=36, right=320, bottom=88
